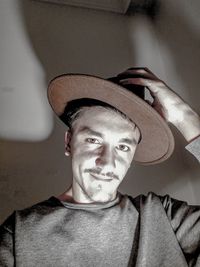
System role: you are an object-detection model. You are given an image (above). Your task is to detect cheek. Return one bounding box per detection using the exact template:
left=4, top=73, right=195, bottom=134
left=118, top=152, right=134, bottom=166
left=72, top=141, right=102, bottom=160
left=71, top=145, right=97, bottom=171
left=117, top=155, right=134, bottom=175
left=72, top=148, right=96, bottom=162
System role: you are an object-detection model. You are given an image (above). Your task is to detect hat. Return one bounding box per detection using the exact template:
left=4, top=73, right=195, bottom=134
left=47, top=73, right=175, bottom=165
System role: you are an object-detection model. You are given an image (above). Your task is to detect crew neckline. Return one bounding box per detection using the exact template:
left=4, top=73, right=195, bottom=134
left=50, top=192, right=122, bottom=210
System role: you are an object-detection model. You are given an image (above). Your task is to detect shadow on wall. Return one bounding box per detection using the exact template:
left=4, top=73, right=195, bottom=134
left=126, top=0, right=200, bottom=112
left=153, top=0, right=200, bottom=112
left=21, top=0, right=133, bottom=80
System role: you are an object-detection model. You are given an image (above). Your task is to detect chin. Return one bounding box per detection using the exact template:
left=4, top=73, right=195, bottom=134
left=88, top=190, right=115, bottom=203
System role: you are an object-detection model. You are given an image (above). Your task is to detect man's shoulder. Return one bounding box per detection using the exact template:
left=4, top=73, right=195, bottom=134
left=127, top=191, right=189, bottom=212
left=17, top=196, right=63, bottom=218
left=21, top=196, right=61, bottom=211
left=0, top=196, right=62, bottom=231
left=128, top=191, right=186, bottom=203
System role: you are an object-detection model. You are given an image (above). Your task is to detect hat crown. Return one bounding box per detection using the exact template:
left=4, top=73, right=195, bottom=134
left=107, top=74, right=145, bottom=100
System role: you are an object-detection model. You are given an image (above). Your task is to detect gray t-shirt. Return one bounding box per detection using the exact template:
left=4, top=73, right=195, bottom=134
left=185, top=135, right=200, bottom=162
left=1, top=192, right=200, bottom=267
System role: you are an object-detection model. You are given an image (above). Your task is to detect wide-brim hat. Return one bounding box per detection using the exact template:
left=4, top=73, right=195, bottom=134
left=47, top=73, right=175, bottom=165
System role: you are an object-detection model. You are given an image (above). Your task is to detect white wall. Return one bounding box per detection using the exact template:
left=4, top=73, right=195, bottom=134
left=0, top=0, right=200, bottom=224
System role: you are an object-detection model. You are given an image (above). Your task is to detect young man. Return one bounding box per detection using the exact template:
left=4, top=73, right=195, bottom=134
left=0, top=68, right=200, bottom=266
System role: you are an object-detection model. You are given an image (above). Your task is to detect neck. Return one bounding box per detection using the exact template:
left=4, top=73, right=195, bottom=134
left=57, top=181, right=117, bottom=204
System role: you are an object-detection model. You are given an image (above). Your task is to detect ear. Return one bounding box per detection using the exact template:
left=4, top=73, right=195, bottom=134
left=64, top=130, right=72, bottom=156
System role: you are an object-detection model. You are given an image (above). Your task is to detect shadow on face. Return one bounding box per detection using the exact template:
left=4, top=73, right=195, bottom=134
left=64, top=106, right=141, bottom=203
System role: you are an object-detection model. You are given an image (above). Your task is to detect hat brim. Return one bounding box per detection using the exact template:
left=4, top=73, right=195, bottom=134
left=47, top=74, right=175, bottom=165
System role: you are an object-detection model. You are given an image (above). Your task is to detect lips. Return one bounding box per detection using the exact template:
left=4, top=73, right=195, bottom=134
left=90, top=173, right=113, bottom=182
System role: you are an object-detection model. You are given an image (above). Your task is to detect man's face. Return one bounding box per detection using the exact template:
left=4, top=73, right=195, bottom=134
left=65, top=106, right=140, bottom=203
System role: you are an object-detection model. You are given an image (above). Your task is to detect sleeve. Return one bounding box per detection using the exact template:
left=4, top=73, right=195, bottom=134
left=160, top=195, right=200, bottom=266
left=0, top=212, right=15, bottom=267
left=185, top=135, right=200, bottom=162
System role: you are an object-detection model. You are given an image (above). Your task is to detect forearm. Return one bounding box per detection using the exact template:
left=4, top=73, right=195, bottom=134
left=174, top=104, right=200, bottom=142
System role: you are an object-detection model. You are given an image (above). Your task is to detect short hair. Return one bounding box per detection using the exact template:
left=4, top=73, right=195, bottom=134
left=59, top=98, right=142, bottom=143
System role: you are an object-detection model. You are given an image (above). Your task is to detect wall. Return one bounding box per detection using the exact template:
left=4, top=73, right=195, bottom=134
left=0, top=0, right=200, bottom=224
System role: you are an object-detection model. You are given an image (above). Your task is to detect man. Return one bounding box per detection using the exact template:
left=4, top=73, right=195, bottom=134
left=0, top=68, right=200, bottom=266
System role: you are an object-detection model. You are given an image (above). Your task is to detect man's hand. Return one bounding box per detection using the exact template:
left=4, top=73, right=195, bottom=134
left=118, top=67, right=200, bottom=143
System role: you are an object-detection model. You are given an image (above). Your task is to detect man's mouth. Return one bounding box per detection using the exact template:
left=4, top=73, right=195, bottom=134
left=90, top=173, right=113, bottom=182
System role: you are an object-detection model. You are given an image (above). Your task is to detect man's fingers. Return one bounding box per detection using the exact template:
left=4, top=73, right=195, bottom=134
left=119, top=77, right=162, bottom=94
left=117, top=67, right=158, bottom=80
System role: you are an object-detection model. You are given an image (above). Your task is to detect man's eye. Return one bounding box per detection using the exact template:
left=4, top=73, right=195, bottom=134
left=117, top=145, right=130, bottom=152
left=86, top=138, right=100, bottom=144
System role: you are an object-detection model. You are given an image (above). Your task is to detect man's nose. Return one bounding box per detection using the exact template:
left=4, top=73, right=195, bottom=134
left=95, top=145, right=116, bottom=168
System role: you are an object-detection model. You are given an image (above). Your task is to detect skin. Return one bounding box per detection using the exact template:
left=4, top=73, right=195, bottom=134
left=58, top=106, right=140, bottom=204
left=58, top=67, right=200, bottom=204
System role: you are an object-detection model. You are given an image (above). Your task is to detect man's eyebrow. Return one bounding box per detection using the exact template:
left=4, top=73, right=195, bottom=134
left=78, top=126, right=103, bottom=138
left=119, top=138, right=138, bottom=145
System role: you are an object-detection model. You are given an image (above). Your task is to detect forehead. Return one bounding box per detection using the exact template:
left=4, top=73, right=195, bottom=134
left=71, top=106, right=139, bottom=138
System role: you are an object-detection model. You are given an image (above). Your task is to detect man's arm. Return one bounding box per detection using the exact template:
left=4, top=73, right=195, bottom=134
left=160, top=194, right=200, bottom=266
left=119, top=68, right=200, bottom=144
left=0, top=212, right=15, bottom=266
